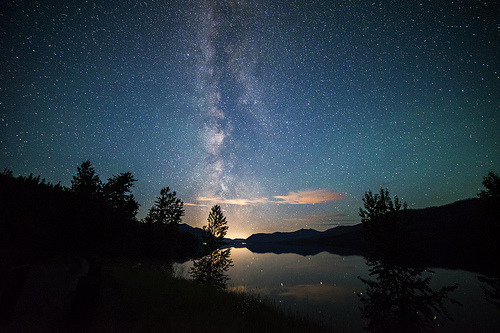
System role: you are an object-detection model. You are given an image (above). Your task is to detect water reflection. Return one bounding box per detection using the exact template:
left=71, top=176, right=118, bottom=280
left=477, top=275, right=500, bottom=309
left=190, top=248, right=233, bottom=288
left=174, top=248, right=499, bottom=332
left=279, top=283, right=356, bottom=302
left=358, top=258, right=460, bottom=332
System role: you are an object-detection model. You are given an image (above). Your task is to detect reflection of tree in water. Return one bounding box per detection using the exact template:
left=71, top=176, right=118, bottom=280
left=190, top=248, right=233, bottom=288
left=359, top=258, right=460, bottom=333
left=358, top=188, right=460, bottom=332
left=477, top=275, right=500, bottom=308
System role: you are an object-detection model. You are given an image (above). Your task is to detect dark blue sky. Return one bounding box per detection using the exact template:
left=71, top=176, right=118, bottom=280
left=1, top=0, right=498, bottom=237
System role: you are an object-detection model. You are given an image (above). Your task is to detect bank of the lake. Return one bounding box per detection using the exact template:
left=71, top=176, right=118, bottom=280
left=87, top=259, right=329, bottom=332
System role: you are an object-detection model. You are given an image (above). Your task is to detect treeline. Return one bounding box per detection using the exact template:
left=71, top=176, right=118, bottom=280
left=358, top=171, right=500, bottom=275
left=355, top=173, right=500, bottom=331
left=0, top=162, right=199, bottom=260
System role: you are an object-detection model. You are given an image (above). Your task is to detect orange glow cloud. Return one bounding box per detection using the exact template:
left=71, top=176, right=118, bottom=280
left=283, top=213, right=346, bottom=223
left=188, top=189, right=346, bottom=207
left=274, top=189, right=346, bottom=204
left=184, top=202, right=210, bottom=207
left=196, top=196, right=269, bottom=206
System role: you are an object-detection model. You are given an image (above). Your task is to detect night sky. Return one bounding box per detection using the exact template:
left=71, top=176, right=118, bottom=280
left=1, top=0, right=498, bottom=238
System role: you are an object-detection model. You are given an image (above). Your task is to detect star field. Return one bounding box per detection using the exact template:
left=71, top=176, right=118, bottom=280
left=1, top=0, right=498, bottom=238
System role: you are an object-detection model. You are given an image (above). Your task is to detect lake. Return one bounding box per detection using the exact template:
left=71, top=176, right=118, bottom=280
left=175, top=247, right=499, bottom=332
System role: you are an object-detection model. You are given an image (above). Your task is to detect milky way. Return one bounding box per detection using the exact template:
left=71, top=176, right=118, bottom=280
left=187, top=0, right=284, bottom=235
left=194, top=0, right=269, bottom=201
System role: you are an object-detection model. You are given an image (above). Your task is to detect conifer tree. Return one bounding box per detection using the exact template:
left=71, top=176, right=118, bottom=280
left=203, top=205, right=228, bottom=244
left=103, top=172, right=139, bottom=219
left=144, top=187, right=184, bottom=225
left=71, top=160, right=102, bottom=197
left=478, top=171, right=500, bottom=201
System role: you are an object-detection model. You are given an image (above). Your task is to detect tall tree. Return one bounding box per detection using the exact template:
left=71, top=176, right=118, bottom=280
left=144, top=187, right=184, bottom=225
left=71, top=160, right=102, bottom=197
left=103, top=172, right=139, bottom=220
left=359, top=188, right=408, bottom=259
left=477, top=171, right=500, bottom=243
left=359, top=188, right=407, bottom=226
left=203, top=205, right=228, bottom=245
left=478, top=171, right=500, bottom=201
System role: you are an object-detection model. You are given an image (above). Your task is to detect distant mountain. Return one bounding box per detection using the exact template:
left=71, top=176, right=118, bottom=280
left=243, top=198, right=500, bottom=275
left=244, top=199, right=488, bottom=248
left=245, top=224, right=364, bottom=248
left=246, top=228, right=322, bottom=243
left=241, top=225, right=364, bottom=257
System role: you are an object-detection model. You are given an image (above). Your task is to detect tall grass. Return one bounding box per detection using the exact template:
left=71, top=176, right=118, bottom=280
left=89, top=259, right=328, bottom=332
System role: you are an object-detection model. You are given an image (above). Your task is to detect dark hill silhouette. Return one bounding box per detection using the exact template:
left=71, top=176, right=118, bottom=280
left=397, top=198, right=498, bottom=275
left=177, top=223, right=209, bottom=242
left=246, top=228, right=321, bottom=243
left=244, top=225, right=364, bottom=257
left=245, top=225, right=364, bottom=249
left=243, top=198, right=499, bottom=276
left=0, top=170, right=202, bottom=261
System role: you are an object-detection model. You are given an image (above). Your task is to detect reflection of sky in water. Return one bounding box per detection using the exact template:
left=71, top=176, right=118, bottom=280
left=226, top=248, right=367, bottom=331
left=278, top=283, right=355, bottom=302
left=427, top=268, right=500, bottom=332
left=176, top=248, right=500, bottom=332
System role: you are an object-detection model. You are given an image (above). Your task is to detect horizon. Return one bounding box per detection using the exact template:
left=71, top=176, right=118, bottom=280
left=1, top=1, right=498, bottom=239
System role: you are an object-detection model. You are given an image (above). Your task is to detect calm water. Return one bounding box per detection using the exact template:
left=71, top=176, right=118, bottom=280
left=175, top=247, right=499, bottom=332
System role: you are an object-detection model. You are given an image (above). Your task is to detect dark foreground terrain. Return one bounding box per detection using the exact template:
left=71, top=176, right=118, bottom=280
left=1, top=254, right=328, bottom=333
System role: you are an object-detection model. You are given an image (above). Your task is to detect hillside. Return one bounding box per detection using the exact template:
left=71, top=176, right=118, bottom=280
left=243, top=198, right=499, bottom=275
left=245, top=224, right=364, bottom=253
left=246, top=228, right=322, bottom=243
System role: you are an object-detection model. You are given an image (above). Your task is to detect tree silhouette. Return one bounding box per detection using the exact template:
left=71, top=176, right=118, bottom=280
left=144, top=187, right=184, bottom=225
left=203, top=205, right=228, bottom=246
left=358, top=188, right=460, bottom=332
left=189, top=205, right=232, bottom=287
left=359, top=188, right=408, bottom=259
left=71, top=160, right=102, bottom=197
left=476, top=171, right=500, bottom=252
left=103, top=172, right=139, bottom=220
left=358, top=259, right=460, bottom=332
left=477, top=275, right=500, bottom=309
left=190, top=248, right=233, bottom=288
left=478, top=171, right=500, bottom=201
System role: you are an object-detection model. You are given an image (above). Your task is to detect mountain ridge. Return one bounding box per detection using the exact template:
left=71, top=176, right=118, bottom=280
left=237, top=197, right=499, bottom=276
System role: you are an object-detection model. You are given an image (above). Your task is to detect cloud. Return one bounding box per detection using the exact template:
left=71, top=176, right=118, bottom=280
left=196, top=196, right=269, bottom=206
left=184, top=202, right=210, bottom=207
left=188, top=189, right=346, bottom=206
left=223, top=198, right=269, bottom=205
left=274, top=189, right=346, bottom=205
left=283, top=213, right=346, bottom=223
left=321, top=220, right=358, bottom=225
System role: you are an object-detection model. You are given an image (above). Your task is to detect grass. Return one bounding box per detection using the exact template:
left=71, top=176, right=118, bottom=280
left=87, top=259, right=329, bottom=332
